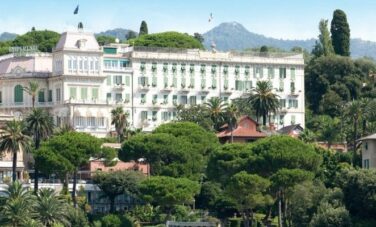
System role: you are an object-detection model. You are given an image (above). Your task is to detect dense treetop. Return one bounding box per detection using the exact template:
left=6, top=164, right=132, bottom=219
left=129, top=32, right=204, bottom=49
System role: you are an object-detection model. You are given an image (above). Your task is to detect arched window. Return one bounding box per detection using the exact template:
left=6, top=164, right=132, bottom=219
left=14, top=85, right=23, bottom=103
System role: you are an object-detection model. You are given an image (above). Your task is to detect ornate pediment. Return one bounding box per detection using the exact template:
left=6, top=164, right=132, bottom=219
left=10, top=66, right=26, bottom=76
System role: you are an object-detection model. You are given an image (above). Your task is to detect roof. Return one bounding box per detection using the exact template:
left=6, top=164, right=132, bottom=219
left=277, top=124, right=303, bottom=134
left=54, top=31, right=100, bottom=52
left=359, top=133, right=376, bottom=141
left=217, top=116, right=266, bottom=138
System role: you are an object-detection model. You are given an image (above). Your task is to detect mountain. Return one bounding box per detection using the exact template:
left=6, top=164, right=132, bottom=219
left=203, top=22, right=376, bottom=59
left=0, top=32, right=17, bottom=42
left=95, top=28, right=137, bottom=41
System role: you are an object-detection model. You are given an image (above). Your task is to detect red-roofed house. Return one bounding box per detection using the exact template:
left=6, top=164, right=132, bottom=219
left=217, top=116, right=266, bottom=143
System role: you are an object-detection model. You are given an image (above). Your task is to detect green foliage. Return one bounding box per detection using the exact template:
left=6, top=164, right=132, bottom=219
left=139, top=21, right=149, bottom=36
left=331, top=9, right=351, bottom=56
left=313, top=19, right=334, bottom=57
left=175, top=105, right=214, bottom=131
left=271, top=168, right=314, bottom=190
left=310, top=203, right=352, bottom=227
left=12, top=30, right=60, bottom=52
left=193, top=33, right=204, bottom=44
left=204, top=97, right=228, bottom=130
left=96, top=35, right=116, bottom=46
left=66, top=206, right=90, bottom=227
left=139, top=176, right=200, bottom=212
left=93, top=170, right=145, bottom=213
left=250, top=136, right=322, bottom=176
left=100, top=214, right=122, bottom=227
left=248, top=80, right=279, bottom=125
left=130, top=32, right=204, bottom=49
left=340, top=169, right=376, bottom=219
left=226, top=171, right=273, bottom=213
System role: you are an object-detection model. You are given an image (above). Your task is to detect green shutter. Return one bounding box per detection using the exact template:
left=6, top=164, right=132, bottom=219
left=92, top=88, right=98, bottom=100
left=70, top=87, right=77, bottom=99
left=81, top=87, right=88, bottom=100
left=107, top=76, right=111, bottom=85
left=125, top=76, right=130, bottom=86
left=14, top=85, right=23, bottom=103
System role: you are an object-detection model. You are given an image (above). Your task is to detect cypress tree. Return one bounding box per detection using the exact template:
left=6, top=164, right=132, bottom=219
left=139, top=21, right=148, bottom=37
left=319, top=19, right=334, bottom=56
left=330, top=9, right=350, bottom=56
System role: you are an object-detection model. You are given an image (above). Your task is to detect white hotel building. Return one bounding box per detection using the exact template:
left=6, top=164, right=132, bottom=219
left=0, top=31, right=305, bottom=137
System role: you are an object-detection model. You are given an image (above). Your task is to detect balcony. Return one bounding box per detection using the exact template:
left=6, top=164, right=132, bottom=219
left=138, top=84, right=150, bottom=91
left=221, top=87, right=233, bottom=95
left=288, top=90, right=300, bottom=97
left=179, top=84, right=190, bottom=93
left=113, top=84, right=125, bottom=90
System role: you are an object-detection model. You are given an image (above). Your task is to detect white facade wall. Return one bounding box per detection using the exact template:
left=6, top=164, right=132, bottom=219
left=0, top=32, right=305, bottom=137
left=362, top=139, right=376, bottom=169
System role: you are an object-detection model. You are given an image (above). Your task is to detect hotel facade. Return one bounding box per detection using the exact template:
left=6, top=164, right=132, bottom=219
left=0, top=31, right=305, bottom=138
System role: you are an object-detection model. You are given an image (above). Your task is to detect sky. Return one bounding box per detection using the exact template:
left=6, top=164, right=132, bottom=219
left=1, top=0, right=376, bottom=41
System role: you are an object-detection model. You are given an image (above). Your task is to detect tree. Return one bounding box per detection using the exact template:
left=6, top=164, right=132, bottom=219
left=226, top=171, right=273, bottom=227
left=36, top=132, right=102, bottom=207
left=139, top=21, right=148, bottom=36
left=271, top=169, right=314, bottom=227
left=93, top=170, right=145, bottom=213
left=111, top=107, right=129, bottom=143
left=139, top=176, right=200, bottom=218
left=22, top=81, right=39, bottom=108
left=313, top=19, right=334, bottom=57
left=12, top=30, right=60, bottom=52
left=126, top=31, right=138, bottom=40
left=193, top=33, right=204, bottom=44
left=205, top=97, right=227, bottom=130
left=96, top=35, right=115, bottom=46
left=315, top=115, right=342, bottom=148
left=0, top=181, right=35, bottom=226
left=130, top=32, right=204, bottom=49
left=331, top=9, right=350, bottom=56
left=225, top=103, right=239, bottom=143
left=0, top=120, right=31, bottom=182
left=25, top=108, right=54, bottom=192
left=176, top=104, right=213, bottom=131
left=34, top=188, right=70, bottom=226
left=248, top=80, right=279, bottom=125
left=260, top=45, right=269, bottom=53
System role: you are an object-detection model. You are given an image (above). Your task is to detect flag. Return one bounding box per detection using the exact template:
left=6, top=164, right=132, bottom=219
left=74, top=5, right=79, bottom=14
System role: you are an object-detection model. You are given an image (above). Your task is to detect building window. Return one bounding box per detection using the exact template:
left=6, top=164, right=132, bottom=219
left=38, top=90, right=45, bottom=103
left=152, top=111, right=158, bottom=121
left=290, top=82, right=295, bottom=93
left=189, top=76, right=195, bottom=88
left=279, top=67, right=287, bottom=79
left=56, top=88, right=61, bottom=102
left=48, top=90, right=52, bottom=102
left=87, top=117, right=96, bottom=127
left=189, top=96, right=197, bottom=105
left=365, top=142, right=368, bottom=150
left=163, top=95, right=168, bottom=104
left=181, top=63, right=186, bottom=73
left=173, top=95, right=178, bottom=105
left=279, top=99, right=286, bottom=108
left=139, top=76, right=149, bottom=87
left=244, top=81, right=252, bottom=91
left=279, top=81, right=284, bottom=92
left=80, top=87, right=88, bottom=100
left=211, top=75, right=217, bottom=89
left=172, top=63, right=177, bottom=73
left=0, top=91, right=2, bottom=103
left=152, top=94, right=158, bottom=104
left=201, top=96, right=206, bottom=103
left=181, top=77, right=186, bottom=88
left=14, top=85, right=23, bottom=103
left=163, top=63, right=168, bottom=72
left=74, top=116, right=85, bottom=127
left=254, top=67, right=263, bottom=78
left=201, top=76, right=206, bottom=89
left=70, top=87, right=77, bottom=99
left=106, top=93, right=111, bottom=100
left=235, top=65, right=240, bottom=75
left=244, top=66, right=250, bottom=76
left=364, top=159, right=370, bottom=169
left=162, top=111, right=170, bottom=121
left=97, top=117, right=105, bottom=127
left=125, top=94, right=130, bottom=103
left=279, top=115, right=285, bottom=125
left=189, top=64, right=195, bottom=74
left=288, top=99, right=298, bottom=108
left=152, top=76, right=157, bottom=87
left=140, top=62, right=146, bottom=72
left=180, top=95, right=187, bottom=105
left=115, top=93, right=122, bottom=102
left=141, top=94, right=146, bottom=104
left=114, top=75, right=122, bottom=85
left=172, top=76, right=177, bottom=88
left=235, top=80, right=244, bottom=91
left=107, top=76, right=112, bottom=86
left=141, top=111, right=148, bottom=121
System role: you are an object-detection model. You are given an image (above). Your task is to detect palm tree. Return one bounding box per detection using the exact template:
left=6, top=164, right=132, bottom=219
left=205, top=97, right=227, bottom=130
left=111, top=107, right=129, bottom=143
left=225, top=103, right=239, bottom=143
left=34, top=188, right=70, bottom=227
left=22, top=81, right=39, bottom=108
left=248, top=81, right=280, bottom=126
left=0, top=181, right=35, bottom=226
left=0, top=120, right=31, bottom=182
left=25, top=108, right=54, bottom=192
